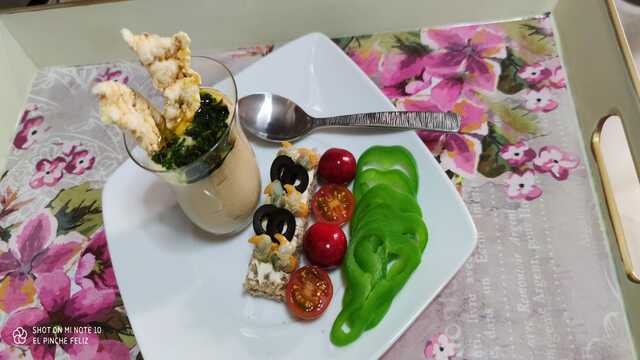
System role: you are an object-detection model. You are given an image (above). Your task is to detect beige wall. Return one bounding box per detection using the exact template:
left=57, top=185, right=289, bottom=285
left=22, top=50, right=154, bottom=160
left=0, top=21, right=36, bottom=172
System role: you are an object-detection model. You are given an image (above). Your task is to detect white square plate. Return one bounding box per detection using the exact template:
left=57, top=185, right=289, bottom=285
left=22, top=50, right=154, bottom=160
left=103, top=32, right=477, bottom=359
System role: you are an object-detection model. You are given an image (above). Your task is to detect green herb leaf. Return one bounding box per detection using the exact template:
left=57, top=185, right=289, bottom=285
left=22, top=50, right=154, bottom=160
left=152, top=92, right=229, bottom=170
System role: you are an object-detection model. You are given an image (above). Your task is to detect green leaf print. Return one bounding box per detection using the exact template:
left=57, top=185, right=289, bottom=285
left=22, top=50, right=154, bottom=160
left=336, top=31, right=424, bottom=54
left=0, top=224, right=13, bottom=242
left=497, top=48, right=528, bottom=95
left=500, top=20, right=555, bottom=62
left=391, top=34, right=430, bottom=57
left=94, top=307, right=137, bottom=349
left=333, top=34, right=373, bottom=52
left=46, top=183, right=102, bottom=237
left=487, top=101, right=539, bottom=141
left=478, top=124, right=513, bottom=178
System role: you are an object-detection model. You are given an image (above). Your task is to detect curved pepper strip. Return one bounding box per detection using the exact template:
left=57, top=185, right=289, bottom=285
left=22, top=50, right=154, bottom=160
left=359, top=233, right=421, bottom=330
left=341, top=231, right=387, bottom=308
left=351, top=184, right=422, bottom=230
left=350, top=219, right=427, bottom=330
left=351, top=212, right=428, bottom=253
left=331, top=230, right=421, bottom=346
left=331, top=232, right=376, bottom=346
left=353, top=235, right=387, bottom=285
left=356, top=146, right=418, bottom=195
left=353, top=168, right=415, bottom=200
left=362, top=233, right=421, bottom=332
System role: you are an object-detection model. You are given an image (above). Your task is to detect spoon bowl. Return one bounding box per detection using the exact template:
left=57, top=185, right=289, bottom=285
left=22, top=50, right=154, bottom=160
left=238, top=93, right=313, bottom=142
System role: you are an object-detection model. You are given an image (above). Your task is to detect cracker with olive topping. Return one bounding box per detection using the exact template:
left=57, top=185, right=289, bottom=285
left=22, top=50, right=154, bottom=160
left=244, top=144, right=319, bottom=301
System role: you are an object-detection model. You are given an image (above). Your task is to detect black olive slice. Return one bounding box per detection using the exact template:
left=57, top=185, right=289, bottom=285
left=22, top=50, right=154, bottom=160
left=266, top=208, right=296, bottom=241
left=253, top=204, right=279, bottom=235
left=270, top=155, right=295, bottom=182
left=270, top=155, right=309, bottom=193
left=286, top=164, right=309, bottom=193
left=252, top=204, right=296, bottom=242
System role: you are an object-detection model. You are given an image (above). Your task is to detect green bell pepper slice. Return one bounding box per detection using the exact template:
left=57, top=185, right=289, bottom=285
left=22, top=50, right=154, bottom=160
left=351, top=211, right=428, bottom=254
left=357, top=234, right=421, bottom=330
left=331, top=232, right=379, bottom=346
left=356, top=145, right=419, bottom=194
left=351, top=184, right=422, bottom=230
left=331, top=230, right=421, bottom=346
left=353, top=168, right=415, bottom=200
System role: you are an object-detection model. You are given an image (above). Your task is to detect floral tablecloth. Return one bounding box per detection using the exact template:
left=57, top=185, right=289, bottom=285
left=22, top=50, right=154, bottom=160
left=0, top=14, right=635, bottom=359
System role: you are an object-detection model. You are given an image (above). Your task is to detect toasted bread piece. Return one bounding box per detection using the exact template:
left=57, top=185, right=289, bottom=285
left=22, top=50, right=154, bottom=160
left=92, top=80, right=163, bottom=153
left=121, top=28, right=201, bottom=131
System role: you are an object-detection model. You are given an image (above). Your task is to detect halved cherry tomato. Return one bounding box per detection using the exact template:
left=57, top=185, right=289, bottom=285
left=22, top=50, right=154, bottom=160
left=312, top=184, right=355, bottom=225
left=285, top=265, right=333, bottom=320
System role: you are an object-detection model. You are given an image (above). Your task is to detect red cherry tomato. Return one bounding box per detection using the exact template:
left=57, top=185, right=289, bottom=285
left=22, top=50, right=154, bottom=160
left=318, top=148, right=356, bottom=184
left=285, top=265, right=333, bottom=320
left=303, top=223, right=347, bottom=268
left=312, top=185, right=355, bottom=225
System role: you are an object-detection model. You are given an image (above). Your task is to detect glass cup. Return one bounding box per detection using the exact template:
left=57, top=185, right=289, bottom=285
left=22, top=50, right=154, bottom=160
left=125, top=56, right=261, bottom=235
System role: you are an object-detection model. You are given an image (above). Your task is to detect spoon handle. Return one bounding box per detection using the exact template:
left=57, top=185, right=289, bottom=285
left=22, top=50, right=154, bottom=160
left=314, top=111, right=461, bottom=132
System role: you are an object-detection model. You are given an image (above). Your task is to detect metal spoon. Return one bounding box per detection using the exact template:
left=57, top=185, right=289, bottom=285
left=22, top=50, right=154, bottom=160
left=238, top=93, right=461, bottom=142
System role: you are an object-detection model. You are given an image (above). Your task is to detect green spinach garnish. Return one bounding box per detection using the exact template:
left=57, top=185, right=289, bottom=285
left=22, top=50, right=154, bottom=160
left=152, top=92, right=230, bottom=170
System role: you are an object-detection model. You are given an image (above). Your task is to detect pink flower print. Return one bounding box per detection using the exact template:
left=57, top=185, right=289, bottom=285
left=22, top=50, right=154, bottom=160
left=0, top=346, right=27, bottom=359
left=230, top=44, right=274, bottom=58
left=1, top=271, right=121, bottom=360
left=417, top=99, right=488, bottom=178
left=499, top=141, right=536, bottom=167
left=404, top=80, right=431, bottom=95
left=75, top=228, right=118, bottom=292
left=380, top=52, right=431, bottom=98
left=64, top=149, right=95, bottom=176
left=505, top=170, right=543, bottom=201
left=539, top=16, right=555, bottom=37
left=523, top=87, right=558, bottom=112
left=29, top=157, right=67, bottom=189
left=421, top=25, right=507, bottom=94
left=13, top=108, right=48, bottom=150
left=533, top=145, right=580, bottom=180
left=424, top=333, right=457, bottom=360
left=0, top=211, right=84, bottom=313
left=94, top=340, right=130, bottom=360
left=350, top=45, right=383, bottom=77
left=517, top=63, right=551, bottom=85
left=548, top=66, right=566, bottom=89
left=94, top=67, right=129, bottom=84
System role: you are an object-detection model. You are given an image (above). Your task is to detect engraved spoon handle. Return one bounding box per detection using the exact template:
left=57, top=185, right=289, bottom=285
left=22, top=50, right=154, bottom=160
left=314, top=111, right=461, bottom=132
